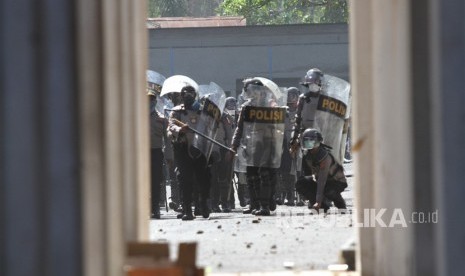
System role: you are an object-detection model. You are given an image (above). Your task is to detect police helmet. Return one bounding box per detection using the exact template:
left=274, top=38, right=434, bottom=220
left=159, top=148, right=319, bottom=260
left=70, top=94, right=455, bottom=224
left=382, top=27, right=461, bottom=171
left=225, top=97, right=237, bottom=110
left=301, top=128, right=323, bottom=150
left=301, top=68, right=324, bottom=92
left=287, top=87, right=300, bottom=104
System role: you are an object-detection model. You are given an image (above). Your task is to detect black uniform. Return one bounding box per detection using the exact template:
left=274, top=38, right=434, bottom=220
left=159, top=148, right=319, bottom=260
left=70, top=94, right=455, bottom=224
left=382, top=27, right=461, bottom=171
left=290, top=93, right=319, bottom=145
left=149, top=98, right=173, bottom=219
left=210, top=112, right=235, bottom=212
left=295, top=145, right=347, bottom=212
left=168, top=102, right=211, bottom=220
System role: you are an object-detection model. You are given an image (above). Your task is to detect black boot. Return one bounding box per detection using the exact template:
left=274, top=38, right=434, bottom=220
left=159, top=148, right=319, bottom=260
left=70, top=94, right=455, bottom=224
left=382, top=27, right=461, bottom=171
left=151, top=205, right=161, bottom=219
left=193, top=198, right=201, bottom=216
left=328, top=192, right=347, bottom=209
left=181, top=205, right=195, bottom=221
left=211, top=198, right=221, bottom=213
left=168, top=201, right=179, bottom=211
left=244, top=175, right=260, bottom=214
left=269, top=197, right=277, bottom=211
left=201, top=200, right=210, bottom=218
left=221, top=201, right=231, bottom=213
left=254, top=205, right=271, bottom=216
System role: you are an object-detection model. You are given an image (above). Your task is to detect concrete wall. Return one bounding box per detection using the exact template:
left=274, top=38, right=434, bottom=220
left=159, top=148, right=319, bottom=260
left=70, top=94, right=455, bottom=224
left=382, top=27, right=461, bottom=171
left=148, top=24, right=348, bottom=96
left=350, top=0, right=465, bottom=275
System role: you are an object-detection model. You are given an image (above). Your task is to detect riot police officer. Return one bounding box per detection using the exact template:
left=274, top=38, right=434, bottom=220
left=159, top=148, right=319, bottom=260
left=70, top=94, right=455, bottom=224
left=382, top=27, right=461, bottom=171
left=210, top=96, right=236, bottom=212
left=163, top=75, right=212, bottom=220
left=290, top=68, right=352, bottom=164
left=295, top=128, right=347, bottom=213
left=147, top=70, right=173, bottom=219
left=230, top=77, right=287, bottom=216
left=278, top=87, right=301, bottom=206
left=289, top=68, right=324, bottom=154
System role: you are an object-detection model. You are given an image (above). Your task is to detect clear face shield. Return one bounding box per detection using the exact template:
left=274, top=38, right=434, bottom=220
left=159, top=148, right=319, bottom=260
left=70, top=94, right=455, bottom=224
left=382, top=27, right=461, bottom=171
left=287, top=92, right=299, bottom=112
left=242, top=84, right=274, bottom=106
left=224, top=101, right=236, bottom=116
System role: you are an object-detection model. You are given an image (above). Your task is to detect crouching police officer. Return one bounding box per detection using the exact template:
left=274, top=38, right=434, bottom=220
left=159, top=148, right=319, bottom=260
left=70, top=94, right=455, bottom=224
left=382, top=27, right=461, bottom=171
left=295, top=128, right=347, bottom=213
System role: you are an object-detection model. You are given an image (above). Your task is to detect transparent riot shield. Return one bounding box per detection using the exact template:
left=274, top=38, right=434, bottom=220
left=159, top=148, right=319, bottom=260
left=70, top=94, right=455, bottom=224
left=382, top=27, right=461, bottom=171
left=237, top=77, right=287, bottom=168
left=146, top=70, right=166, bottom=87
left=155, top=94, right=173, bottom=118
left=313, top=75, right=351, bottom=164
left=192, top=82, right=227, bottom=161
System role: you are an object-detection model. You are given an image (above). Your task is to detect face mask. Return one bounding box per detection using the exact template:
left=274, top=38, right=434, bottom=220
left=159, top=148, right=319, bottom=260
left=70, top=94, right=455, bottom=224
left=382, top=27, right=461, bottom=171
left=308, top=83, right=321, bottom=93
left=302, top=139, right=316, bottom=150
left=183, top=94, right=195, bottom=108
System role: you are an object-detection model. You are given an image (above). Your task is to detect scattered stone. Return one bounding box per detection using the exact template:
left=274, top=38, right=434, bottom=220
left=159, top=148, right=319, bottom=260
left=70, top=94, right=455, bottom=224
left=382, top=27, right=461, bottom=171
left=232, top=233, right=237, bottom=237
left=217, top=225, right=222, bottom=229
left=271, top=245, right=277, bottom=249
left=236, top=221, right=241, bottom=224
left=159, top=229, right=163, bottom=232
left=246, top=242, right=253, bottom=248
left=217, top=263, right=223, bottom=268
left=197, top=230, right=204, bottom=234
left=252, top=219, right=260, bottom=224
left=283, top=261, right=295, bottom=269
left=214, top=220, right=219, bottom=223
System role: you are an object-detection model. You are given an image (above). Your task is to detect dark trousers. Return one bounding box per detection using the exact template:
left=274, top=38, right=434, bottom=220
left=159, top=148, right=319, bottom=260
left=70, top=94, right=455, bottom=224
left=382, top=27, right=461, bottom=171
left=280, top=172, right=296, bottom=203
left=150, top=148, right=164, bottom=214
left=174, top=145, right=210, bottom=209
left=295, top=176, right=347, bottom=209
left=246, top=166, right=277, bottom=208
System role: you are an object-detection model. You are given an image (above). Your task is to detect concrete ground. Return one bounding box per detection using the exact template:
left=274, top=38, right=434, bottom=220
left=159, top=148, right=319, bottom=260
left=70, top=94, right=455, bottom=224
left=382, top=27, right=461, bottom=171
left=150, top=163, right=356, bottom=274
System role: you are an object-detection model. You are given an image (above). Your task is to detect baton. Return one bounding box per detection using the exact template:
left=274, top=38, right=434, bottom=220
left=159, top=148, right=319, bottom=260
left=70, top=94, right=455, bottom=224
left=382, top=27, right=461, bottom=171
left=171, top=118, right=235, bottom=153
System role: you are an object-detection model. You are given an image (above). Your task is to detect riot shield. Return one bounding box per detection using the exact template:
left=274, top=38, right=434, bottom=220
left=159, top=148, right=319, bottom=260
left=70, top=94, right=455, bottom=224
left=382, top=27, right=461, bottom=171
left=237, top=78, right=287, bottom=169
left=192, top=82, right=227, bottom=161
left=312, top=75, right=351, bottom=164
left=146, top=70, right=166, bottom=88
left=155, top=95, right=174, bottom=118
left=160, top=75, right=199, bottom=98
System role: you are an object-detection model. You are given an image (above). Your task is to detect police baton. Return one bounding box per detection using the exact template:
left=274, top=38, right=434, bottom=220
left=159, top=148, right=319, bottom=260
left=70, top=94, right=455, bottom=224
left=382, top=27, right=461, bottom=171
left=171, top=118, right=235, bottom=153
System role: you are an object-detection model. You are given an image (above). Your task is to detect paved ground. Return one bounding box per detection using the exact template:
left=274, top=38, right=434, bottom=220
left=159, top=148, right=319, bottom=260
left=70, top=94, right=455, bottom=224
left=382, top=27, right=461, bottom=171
left=150, top=163, right=355, bottom=274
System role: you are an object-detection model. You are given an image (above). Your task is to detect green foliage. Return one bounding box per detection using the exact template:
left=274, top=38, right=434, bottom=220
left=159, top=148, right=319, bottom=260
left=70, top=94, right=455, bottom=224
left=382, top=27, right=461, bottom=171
left=148, top=0, right=220, bottom=18
left=148, top=0, right=188, bottom=17
left=218, top=0, right=348, bottom=25
left=147, top=0, right=348, bottom=25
